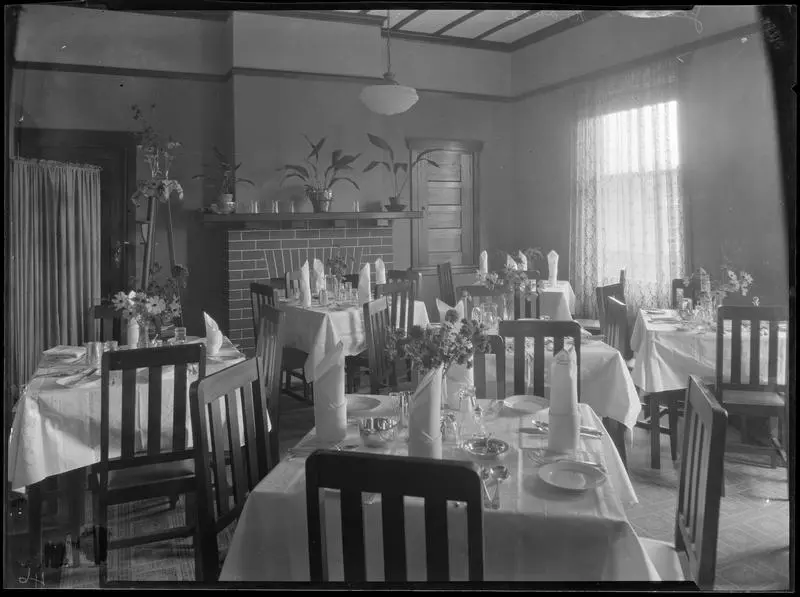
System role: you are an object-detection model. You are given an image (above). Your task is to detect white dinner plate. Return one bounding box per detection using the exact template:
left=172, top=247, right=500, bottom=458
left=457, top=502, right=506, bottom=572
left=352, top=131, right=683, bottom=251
left=644, top=309, right=666, bottom=315
left=538, top=460, right=607, bottom=492
left=346, top=394, right=383, bottom=417
left=499, top=395, right=547, bottom=416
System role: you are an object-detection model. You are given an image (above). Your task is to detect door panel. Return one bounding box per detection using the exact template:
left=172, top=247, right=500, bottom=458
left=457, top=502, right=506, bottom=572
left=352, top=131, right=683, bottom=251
left=427, top=206, right=462, bottom=229
left=16, top=129, right=137, bottom=303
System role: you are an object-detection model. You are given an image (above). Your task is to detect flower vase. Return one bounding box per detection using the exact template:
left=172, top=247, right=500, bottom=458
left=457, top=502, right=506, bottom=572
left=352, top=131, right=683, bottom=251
left=127, top=319, right=150, bottom=348
left=408, top=366, right=444, bottom=459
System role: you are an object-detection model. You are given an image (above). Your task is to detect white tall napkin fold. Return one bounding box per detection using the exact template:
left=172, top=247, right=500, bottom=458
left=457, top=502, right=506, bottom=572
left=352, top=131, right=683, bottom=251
left=517, top=251, right=528, bottom=271
left=547, top=250, right=559, bottom=285
left=313, top=258, right=325, bottom=294
left=300, top=261, right=312, bottom=307
left=375, top=258, right=387, bottom=285
left=436, top=299, right=465, bottom=323
left=479, top=251, right=488, bottom=276
left=506, top=254, right=518, bottom=271
left=313, top=342, right=347, bottom=443
left=408, top=366, right=444, bottom=459
left=204, top=312, right=224, bottom=355
left=358, top=263, right=371, bottom=304
left=548, top=347, right=579, bottom=454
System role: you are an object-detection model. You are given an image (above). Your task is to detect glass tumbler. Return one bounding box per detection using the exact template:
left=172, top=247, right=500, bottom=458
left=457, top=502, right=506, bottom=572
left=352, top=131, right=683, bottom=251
left=84, top=342, right=104, bottom=368
left=174, top=327, right=187, bottom=344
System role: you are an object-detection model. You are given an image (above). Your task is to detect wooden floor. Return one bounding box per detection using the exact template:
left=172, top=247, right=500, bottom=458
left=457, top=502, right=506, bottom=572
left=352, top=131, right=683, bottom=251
left=5, top=387, right=791, bottom=589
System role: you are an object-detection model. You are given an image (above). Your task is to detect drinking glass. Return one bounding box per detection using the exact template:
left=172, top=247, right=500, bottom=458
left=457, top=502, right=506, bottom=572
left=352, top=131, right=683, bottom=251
left=84, top=342, right=104, bottom=368
left=103, top=340, right=118, bottom=352
left=174, top=326, right=187, bottom=344
left=292, top=286, right=301, bottom=301
left=471, top=306, right=483, bottom=325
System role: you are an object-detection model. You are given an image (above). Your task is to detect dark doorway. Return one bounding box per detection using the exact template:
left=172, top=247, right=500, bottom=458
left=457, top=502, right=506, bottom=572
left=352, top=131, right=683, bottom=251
left=15, top=128, right=138, bottom=303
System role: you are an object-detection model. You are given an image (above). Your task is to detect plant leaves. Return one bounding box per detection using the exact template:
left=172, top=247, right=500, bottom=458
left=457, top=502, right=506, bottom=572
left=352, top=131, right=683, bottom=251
left=367, top=133, right=394, bottom=162
left=236, top=178, right=255, bottom=186
left=363, top=160, right=391, bottom=173
left=330, top=149, right=342, bottom=168
left=334, top=153, right=360, bottom=170
left=393, top=162, right=408, bottom=174
left=330, top=176, right=360, bottom=191
left=420, top=159, right=440, bottom=169
left=280, top=173, right=307, bottom=186
left=276, top=164, right=310, bottom=179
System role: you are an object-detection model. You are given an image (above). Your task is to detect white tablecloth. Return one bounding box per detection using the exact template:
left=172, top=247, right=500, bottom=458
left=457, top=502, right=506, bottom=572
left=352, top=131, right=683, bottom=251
left=220, top=398, right=658, bottom=582
left=483, top=336, right=642, bottom=429
left=539, top=280, right=576, bottom=321
left=630, top=309, right=788, bottom=394
left=7, top=337, right=246, bottom=490
left=280, top=299, right=430, bottom=382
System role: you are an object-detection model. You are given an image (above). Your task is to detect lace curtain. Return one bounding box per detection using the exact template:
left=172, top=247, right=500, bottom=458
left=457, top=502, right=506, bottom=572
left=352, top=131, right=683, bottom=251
left=7, top=158, right=102, bottom=395
left=570, top=59, right=687, bottom=318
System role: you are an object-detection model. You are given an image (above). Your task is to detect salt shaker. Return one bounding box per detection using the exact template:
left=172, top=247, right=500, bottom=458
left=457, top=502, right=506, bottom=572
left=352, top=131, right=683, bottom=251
left=319, top=286, right=328, bottom=307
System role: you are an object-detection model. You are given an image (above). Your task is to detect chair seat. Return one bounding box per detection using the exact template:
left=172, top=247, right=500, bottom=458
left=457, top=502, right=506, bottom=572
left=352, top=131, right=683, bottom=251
left=99, top=460, right=195, bottom=491
left=639, top=537, right=685, bottom=582
left=282, top=347, right=308, bottom=371
left=722, top=389, right=785, bottom=408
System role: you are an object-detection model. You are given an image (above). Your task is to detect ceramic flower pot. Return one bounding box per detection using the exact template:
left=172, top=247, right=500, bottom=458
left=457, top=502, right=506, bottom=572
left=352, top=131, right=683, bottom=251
left=213, top=193, right=236, bottom=215
left=307, top=188, right=333, bottom=213
left=386, top=196, right=407, bottom=212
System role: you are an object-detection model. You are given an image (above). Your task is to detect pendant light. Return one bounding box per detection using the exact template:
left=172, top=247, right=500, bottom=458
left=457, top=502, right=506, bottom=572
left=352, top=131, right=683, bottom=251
left=360, top=10, right=419, bottom=116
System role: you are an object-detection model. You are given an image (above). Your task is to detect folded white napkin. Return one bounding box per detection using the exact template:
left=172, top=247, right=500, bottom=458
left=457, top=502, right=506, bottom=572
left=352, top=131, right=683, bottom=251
left=548, top=347, right=579, bottom=453
left=313, top=258, right=325, bottom=293
left=408, top=366, right=444, bottom=459
left=313, top=342, right=347, bottom=442
left=358, top=263, right=371, bottom=304
left=506, top=254, right=518, bottom=271
left=300, top=261, right=312, bottom=307
left=204, top=312, right=224, bottom=355
left=518, top=251, right=528, bottom=271
left=375, top=258, right=387, bottom=285
left=547, top=250, right=559, bottom=284
left=479, top=250, right=488, bottom=276
left=436, top=298, right=465, bottom=323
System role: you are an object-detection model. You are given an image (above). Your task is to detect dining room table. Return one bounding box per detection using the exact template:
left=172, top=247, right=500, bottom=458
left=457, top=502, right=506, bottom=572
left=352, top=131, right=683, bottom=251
left=630, top=308, right=788, bottom=467
left=453, top=280, right=577, bottom=322
left=7, top=335, right=246, bottom=563
left=219, top=394, right=660, bottom=583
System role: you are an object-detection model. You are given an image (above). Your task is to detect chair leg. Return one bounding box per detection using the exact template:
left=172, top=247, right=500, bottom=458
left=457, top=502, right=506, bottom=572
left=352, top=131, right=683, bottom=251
left=649, top=394, right=661, bottom=470
left=668, top=398, right=679, bottom=462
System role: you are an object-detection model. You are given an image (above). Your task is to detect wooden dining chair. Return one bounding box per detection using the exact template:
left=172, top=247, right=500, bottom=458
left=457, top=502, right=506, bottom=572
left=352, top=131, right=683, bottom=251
left=457, top=285, right=507, bottom=321
left=512, top=287, right=540, bottom=320
left=387, top=267, right=423, bottom=289
left=474, top=335, right=506, bottom=400
left=254, top=305, right=285, bottom=472
left=715, top=305, right=788, bottom=469
left=595, top=282, right=625, bottom=337
left=305, top=450, right=485, bottom=582
left=285, top=270, right=304, bottom=297
left=91, top=303, right=122, bottom=343
left=498, top=319, right=582, bottom=399
left=251, top=282, right=312, bottom=403
left=671, top=277, right=700, bottom=309
left=437, top=262, right=456, bottom=307
left=376, top=279, right=418, bottom=334
left=190, top=357, right=273, bottom=582
left=362, top=297, right=399, bottom=394
left=92, top=343, right=206, bottom=584
left=639, top=375, right=727, bottom=590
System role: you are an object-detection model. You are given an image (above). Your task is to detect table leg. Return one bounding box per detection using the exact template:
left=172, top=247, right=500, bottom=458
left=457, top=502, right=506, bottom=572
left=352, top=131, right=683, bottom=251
left=650, top=394, right=661, bottom=470
left=27, top=484, right=42, bottom=566
left=64, top=469, right=86, bottom=566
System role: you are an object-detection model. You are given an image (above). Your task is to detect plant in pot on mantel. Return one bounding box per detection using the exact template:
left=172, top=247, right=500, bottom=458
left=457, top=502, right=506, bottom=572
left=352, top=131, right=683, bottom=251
left=193, top=147, right=255, bottom=215
left=277, top=135, right=361, bottom=213
left=363, top=134, right=440, bottom=212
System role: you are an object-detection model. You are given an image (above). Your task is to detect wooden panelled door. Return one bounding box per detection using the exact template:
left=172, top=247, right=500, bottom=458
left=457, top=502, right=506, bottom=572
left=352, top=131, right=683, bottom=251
left=16, top=128, right=138, bottom=302
left=409, top=138, right=483, bottom=307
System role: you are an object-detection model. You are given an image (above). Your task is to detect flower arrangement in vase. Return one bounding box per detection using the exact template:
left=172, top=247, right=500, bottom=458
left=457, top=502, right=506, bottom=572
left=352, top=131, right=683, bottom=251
left=277, top=135, right=361, bottom=213
left=684, top=265, right=757, bottom=325
left=326, top=250, right=353, bottom=283
left=130, top=103, right=184, bottom=208
left=193, top=147, right=255, bottom=214
left=479, top=248, right=546, bottom=294
left=363, top=134, right=440, bottom=212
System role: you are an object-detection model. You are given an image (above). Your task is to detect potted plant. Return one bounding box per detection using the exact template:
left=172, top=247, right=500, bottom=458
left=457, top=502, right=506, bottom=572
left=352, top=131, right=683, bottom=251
left=130, top=103, right=184, bottom=208
left=193, top=147, right=255, bottom=215
left=277, top=135, right=361, bottom=213
left=363, top=134, right=440, bottom=212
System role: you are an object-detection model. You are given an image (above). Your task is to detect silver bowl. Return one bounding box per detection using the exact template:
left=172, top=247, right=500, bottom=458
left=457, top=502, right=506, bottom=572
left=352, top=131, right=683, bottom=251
left=462, top=436, right=510, bottom=460
left=358, top=417, right=399, bottom=448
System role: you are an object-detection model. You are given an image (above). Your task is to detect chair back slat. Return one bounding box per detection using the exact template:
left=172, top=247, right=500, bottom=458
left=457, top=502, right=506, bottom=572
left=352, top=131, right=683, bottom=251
left=147, top=366, right=163, bottom=456
left=101, top=344, right=206, bottom=477
left=387, top=268, right=422, bottom=290
left=172, top=363, right=189, bottom=450
left=474, top=336, right=505, bottom=400
left=716, top=305, right=787, bottom=393
left=250, top=283, right=278, bottom=333
left=437, top=262, right=456, bottom=307
left=190, top=356, right=272, bottom=582
left=285, top=270, right=304, bottom=294
left=255, top=306, right=286, bottom=472
left=377, top=280, right=417, bottom=333
left=363, top=298, right=397, bottom=393
left=92, top=303, right=121, bottom=343
left=305, top=450, right=484, bottom=582
left=424, top=499, right=450, bottom=581
left=676, top=376, right=727, bottom=590
left=605, top=296, right=632, bottom=360
left=380, top=494, right=408, bottom=581
left=498, top=320, right=582, bottom=399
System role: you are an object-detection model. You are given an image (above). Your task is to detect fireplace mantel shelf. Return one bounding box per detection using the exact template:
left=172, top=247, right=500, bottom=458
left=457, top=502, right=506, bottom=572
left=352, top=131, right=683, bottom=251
left=203, top=211, right=423, bottom=229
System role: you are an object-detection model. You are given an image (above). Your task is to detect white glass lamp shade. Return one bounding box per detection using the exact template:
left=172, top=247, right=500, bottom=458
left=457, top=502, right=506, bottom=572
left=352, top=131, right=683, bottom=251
left=360, top=82, right=419, bottom=116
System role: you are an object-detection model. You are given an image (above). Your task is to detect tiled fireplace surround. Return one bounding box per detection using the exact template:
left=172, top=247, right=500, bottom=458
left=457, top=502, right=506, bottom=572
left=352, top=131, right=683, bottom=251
left=225, top=223, right=394, bottom=353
